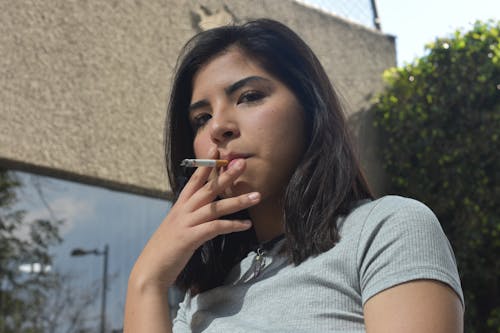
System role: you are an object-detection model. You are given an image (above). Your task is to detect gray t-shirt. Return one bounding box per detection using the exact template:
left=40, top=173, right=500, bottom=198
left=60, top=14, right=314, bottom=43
left=173, top=196, right=464, bottom=332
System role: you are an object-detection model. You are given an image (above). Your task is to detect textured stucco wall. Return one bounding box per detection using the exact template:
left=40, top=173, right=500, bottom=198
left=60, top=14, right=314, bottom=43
left=0, top=0, right=395, bottom=198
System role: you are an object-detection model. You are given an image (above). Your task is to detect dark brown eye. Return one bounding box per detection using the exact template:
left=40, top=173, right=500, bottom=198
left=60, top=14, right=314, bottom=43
left=191, top=113, right=212, bottom=131
left=237, top=91, right=265, bottom=104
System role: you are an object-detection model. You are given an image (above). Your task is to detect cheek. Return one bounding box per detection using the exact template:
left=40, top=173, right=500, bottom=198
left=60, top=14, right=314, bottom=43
left=263, top=106, right=305, bottom=150
left=193, top=133, right=211, bottom=158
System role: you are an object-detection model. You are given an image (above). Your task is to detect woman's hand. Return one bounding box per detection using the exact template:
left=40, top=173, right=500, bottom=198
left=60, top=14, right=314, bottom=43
left=129, top=150, right=260, bottom=293
left=124, top=151, right=260, bottom=332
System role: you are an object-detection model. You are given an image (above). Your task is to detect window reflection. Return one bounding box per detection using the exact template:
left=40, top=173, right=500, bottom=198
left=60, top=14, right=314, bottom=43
left=2, top=170, right=181, bottom=332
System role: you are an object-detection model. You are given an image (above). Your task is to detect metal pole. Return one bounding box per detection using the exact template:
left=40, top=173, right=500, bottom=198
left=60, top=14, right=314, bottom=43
left=370, top=0, right=382, bottom=31
left=100, top=244, right=109, bottom=333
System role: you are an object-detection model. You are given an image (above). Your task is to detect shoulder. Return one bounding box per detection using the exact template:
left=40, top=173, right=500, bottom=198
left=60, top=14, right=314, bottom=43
left=355, top=195, right=436, bottom=218
left=347, top=195, right=439, bottom=233
left=339, top=195, right=439, bottom=238
left=346, top=196, right=464, bottom=306
left=335, top=195, right=445, bottom=262
left=350, top=195, right=447, bottom=261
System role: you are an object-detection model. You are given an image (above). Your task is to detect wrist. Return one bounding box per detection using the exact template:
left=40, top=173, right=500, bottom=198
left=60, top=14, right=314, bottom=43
left=128, top=264, right=173, bottom=296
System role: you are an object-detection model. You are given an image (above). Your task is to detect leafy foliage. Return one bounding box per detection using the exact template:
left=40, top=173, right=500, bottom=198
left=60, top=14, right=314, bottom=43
left=0, top=170, right=100, bottom=333
left=373, top=20, right=500, bottom=332
left=0, top=169, right=63, bottom=333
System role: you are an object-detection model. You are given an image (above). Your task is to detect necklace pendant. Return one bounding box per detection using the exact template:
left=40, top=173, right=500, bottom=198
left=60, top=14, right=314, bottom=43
left=253, top=248, right=266, bottom=278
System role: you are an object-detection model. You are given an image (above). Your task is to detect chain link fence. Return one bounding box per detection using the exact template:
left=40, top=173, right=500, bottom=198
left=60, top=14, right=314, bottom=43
left=295, top=0, right=381, bottom=30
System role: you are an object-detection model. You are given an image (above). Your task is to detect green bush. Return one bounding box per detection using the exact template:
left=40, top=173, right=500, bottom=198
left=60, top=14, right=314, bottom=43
left=372, top=20, right=500, bottom=332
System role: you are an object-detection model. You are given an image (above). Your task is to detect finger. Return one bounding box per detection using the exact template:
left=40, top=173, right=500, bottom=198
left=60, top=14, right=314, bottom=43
left=192, top=219, right=253, bottom=243
left=177, top=165, right=213, bottom=202
left=188, top=192, right=261, bottom=226
left=186, top=158, right=246, bottom=210
left=178, top=147, right=219, bottom=202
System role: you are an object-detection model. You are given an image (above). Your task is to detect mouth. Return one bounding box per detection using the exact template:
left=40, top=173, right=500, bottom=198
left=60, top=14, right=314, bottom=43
left=220, top=153, right=252, bottom=170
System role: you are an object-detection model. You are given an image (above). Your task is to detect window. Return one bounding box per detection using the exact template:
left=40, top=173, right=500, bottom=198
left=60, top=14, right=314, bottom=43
left=2, top=170, right=182, bottom=332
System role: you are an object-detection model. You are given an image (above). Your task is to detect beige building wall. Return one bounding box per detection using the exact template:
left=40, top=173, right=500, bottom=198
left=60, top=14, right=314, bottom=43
left=0, top=0, right=395, bottom=199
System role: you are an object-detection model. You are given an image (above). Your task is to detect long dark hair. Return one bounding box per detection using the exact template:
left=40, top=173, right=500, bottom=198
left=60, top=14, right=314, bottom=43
left=166, top=19, right=373, bottom=293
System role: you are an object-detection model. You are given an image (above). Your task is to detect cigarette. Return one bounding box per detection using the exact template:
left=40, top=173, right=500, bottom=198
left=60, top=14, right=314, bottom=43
left=180, top=159, right=229, bottom=168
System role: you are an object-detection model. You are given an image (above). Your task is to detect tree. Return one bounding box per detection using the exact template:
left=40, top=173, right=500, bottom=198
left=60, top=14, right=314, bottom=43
left=372, top=20, right=500, bottom=332
left=0, top=168, right=60, bottom=332
left=39, top=272, right=101, bottom=333
left=0, top=169, right=97, bottom=333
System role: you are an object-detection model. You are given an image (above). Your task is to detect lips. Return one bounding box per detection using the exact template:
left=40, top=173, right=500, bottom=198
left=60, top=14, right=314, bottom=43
left=220, top=153, right=252, bottom=170
left=221, top=153, right=252, bottom=161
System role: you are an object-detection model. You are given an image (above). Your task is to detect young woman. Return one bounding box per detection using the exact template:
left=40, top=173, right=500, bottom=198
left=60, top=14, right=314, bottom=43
left=124, top=19, right=464, bottom=332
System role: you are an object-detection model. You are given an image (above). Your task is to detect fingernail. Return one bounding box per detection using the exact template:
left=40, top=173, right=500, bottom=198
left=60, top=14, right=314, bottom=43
left=241, top=219, right=252, bottom=225
left=248, top=192, right=260, bottom=201
left=231, top=159, right=244, bottom=170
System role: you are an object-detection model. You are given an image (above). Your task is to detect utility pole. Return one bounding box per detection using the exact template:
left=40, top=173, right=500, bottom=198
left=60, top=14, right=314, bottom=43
left=370, top=0, right=382, bottom=31
left=71, top=244, right=109, bottom=333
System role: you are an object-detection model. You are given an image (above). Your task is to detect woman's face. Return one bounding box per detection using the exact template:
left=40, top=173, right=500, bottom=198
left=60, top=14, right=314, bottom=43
left=189, top=47, right=306, bottom=202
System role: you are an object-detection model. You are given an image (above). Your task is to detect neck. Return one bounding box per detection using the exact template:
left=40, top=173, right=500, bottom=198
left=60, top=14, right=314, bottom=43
left=248, top=197, right=285, bottom=243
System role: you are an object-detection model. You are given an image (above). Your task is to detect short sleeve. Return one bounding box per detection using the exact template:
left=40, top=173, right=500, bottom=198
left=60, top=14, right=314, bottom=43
left=356, top=196, right=464, bottom=307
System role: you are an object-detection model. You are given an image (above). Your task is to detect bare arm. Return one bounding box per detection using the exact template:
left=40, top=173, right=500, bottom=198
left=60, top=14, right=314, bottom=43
left=124, top=283, right=172, bottom=333
left=123, top=151, right=260, bottom=333
left=363, top=280, right=463, bottom=333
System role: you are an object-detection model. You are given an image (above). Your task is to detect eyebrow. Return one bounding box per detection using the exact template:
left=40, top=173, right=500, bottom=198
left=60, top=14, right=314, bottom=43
left=188, top=75, right=272, bottom=113
left=225, top=75, right=271, bottom=95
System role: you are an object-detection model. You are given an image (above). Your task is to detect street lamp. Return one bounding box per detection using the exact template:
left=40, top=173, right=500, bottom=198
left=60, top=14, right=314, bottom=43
left=71, top=244, right=109, bottom=333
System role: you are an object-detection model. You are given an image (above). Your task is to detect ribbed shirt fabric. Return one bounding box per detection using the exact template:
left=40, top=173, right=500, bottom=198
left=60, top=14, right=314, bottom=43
left=172, top=195, right=464, bottom=332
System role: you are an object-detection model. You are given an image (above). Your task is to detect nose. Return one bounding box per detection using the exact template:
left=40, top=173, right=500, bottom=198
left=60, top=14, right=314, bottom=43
left=209, top=107, right=240, bottom=144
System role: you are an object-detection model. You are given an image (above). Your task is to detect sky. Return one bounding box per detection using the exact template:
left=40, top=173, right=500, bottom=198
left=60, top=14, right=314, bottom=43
left=375, top=0, right=499, bottom=65
left=302, top=0, right=499, bottom=66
